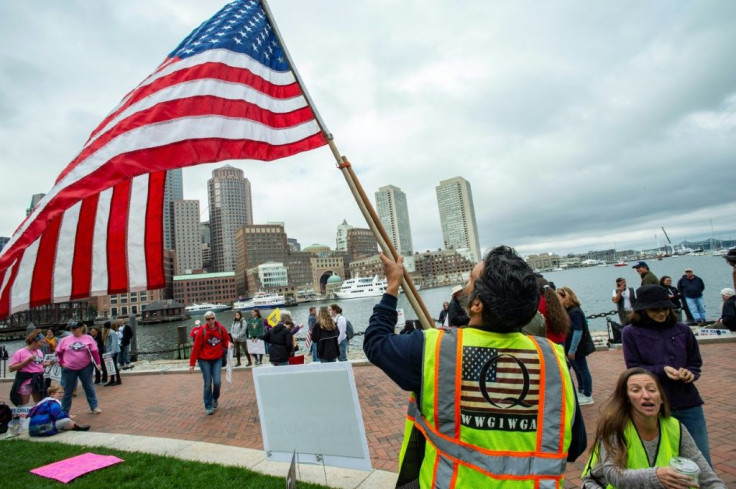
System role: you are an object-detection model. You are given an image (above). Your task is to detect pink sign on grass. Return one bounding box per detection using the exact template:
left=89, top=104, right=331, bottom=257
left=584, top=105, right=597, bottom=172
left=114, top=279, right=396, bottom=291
left=31, top=452, right=124, bottom=483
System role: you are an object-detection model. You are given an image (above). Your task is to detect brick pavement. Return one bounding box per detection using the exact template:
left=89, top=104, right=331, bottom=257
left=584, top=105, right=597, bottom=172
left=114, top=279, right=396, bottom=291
left=68, top=344, right=736, bottom=487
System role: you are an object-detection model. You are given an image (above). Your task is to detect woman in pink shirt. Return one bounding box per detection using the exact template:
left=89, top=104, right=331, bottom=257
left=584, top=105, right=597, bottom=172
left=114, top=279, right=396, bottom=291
left=9, top=330, right=49, bottom=405
left=56, top=322, right=102, bottom=415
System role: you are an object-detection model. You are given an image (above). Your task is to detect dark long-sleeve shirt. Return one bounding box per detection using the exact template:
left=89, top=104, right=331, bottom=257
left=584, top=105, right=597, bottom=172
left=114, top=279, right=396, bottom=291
left=677, top=275, right=705, bottom=298
left=447, top=297, right=469, bottom=327
left=622, top=320, right=703, bottom=410
left=363, top=293, right=587, bottom=462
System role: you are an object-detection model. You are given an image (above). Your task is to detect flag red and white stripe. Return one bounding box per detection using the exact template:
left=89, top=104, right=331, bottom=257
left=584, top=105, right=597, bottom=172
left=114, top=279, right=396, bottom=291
left=0, top=0, right=327, bottom=319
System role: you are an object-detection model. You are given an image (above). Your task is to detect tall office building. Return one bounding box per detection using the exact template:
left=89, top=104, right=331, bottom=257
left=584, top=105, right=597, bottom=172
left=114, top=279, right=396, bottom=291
left=26, top=193, right=45, bottom=216
left=173, top=200, right=203, bottom=274
left=163, top=169, right=183, bottom=250
left=375, top=185, right=414, bottom=257
left=336, top=219, right=354, bottom=251
left=347, top=228, right=379, bottom=261
left=436, top=176, right=481, bottom=262
left=208, top=165, right=252, bottom=272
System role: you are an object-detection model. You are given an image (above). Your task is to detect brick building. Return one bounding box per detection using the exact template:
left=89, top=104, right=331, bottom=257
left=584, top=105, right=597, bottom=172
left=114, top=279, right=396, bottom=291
left=172, top=271, right=237, bottom=305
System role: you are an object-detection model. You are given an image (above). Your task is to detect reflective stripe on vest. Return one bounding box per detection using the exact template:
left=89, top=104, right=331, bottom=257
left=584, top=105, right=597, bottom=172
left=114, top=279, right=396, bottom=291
left=403, top=328, right=572, bottom=486
left=582, top=416, right=681, bottom=488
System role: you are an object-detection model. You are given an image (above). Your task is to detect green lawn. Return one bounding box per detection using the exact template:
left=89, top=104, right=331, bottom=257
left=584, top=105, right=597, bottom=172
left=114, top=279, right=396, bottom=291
left=1, top=438, right=331, bottom=489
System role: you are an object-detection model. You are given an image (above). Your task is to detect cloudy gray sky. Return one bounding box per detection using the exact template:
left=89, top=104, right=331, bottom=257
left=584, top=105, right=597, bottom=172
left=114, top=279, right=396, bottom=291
left=0, top=0, right=734, bottom=257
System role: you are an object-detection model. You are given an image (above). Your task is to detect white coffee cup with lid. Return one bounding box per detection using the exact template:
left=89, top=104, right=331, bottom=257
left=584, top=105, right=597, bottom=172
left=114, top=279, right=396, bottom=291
left=669, top=457, right=700, bottom=486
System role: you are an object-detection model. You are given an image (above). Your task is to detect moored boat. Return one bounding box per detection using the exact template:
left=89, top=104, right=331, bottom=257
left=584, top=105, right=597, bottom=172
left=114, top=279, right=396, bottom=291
left=185, top=303, right=232, bottom=315
left=334, top=275, right=387, bottom=299
left=234, top=292, right=285, bottom=311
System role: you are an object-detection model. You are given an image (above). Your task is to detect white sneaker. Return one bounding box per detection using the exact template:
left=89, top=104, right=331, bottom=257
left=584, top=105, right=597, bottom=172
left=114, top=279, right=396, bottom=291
left=577, top=393, right=594, bottom=406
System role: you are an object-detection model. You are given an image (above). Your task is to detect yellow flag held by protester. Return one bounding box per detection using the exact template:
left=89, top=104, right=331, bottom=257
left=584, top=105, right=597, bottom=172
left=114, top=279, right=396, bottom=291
left=267, top=308, right=281, bottom=327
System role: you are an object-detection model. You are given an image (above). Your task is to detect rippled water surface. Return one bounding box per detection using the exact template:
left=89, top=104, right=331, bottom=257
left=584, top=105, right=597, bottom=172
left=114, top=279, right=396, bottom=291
left=4, top=255, right=732, bottom=360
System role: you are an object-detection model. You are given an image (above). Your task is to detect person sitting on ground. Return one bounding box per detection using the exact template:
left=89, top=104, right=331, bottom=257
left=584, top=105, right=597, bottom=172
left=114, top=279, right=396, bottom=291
left=582, top=367, right=725, bottom=488
left=714, top=288, right=736, bottom=331
left=29, top=384, right=90, bottom=436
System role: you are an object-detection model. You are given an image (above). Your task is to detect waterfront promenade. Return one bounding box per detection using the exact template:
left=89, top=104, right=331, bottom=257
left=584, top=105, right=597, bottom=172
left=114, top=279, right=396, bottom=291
left=4, top=342, right=736, bottom=488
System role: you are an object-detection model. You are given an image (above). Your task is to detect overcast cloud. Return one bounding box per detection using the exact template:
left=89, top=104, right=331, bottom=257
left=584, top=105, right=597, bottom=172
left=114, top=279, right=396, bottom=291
left=0, top=0, right=734, bottom=257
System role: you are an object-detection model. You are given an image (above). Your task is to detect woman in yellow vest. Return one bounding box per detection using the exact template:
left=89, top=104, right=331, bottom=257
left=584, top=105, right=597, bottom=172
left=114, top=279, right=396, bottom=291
left=582, top=368, right=724, bottom=488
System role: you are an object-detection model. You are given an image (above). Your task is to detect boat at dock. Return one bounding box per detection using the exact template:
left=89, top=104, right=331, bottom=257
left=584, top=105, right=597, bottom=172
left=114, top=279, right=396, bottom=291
left=185, top=303, right=231, bottom=315
left=233, top=292, right=285, bottom=311
left=335, top=275, right=388, bottom=299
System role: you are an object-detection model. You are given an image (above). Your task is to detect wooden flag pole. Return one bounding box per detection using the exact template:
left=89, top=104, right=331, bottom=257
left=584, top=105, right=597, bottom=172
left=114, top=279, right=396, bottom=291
left=330, top=145, right=435, bottom=331
left=262, top=0, right=435, bottom=330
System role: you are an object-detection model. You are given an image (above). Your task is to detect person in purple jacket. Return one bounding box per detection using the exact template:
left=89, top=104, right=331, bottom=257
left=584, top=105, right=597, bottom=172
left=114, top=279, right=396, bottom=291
left=622, top=284, right=712, bottom=466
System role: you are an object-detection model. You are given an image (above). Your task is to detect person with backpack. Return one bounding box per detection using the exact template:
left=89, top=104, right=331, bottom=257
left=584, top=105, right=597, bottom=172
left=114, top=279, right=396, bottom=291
left=29, top=384, right=90, bottom=436
left=329, top=303, right=349, bottom=362
left=311, top=307, right=339, bottom=362
left=188, top=311, right=230, bottom=415
left=9, top=330, right=49, bottom=406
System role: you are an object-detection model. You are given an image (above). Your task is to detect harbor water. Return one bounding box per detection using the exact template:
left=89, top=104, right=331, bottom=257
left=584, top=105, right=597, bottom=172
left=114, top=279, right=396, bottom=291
left=2, top=254, right=732, bottom=361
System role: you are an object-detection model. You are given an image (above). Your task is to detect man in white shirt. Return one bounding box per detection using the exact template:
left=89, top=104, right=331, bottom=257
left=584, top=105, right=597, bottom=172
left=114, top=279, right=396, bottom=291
left=329, top=304, right=348, bottom=362
left=612, top=277, right=636, bottom=325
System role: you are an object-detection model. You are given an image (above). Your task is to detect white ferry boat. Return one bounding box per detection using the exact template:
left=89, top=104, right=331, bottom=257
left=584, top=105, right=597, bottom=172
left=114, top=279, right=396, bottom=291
left=234, top=292, right=285, bottom=311
left=185, top=303, right=232, bottom=315
left=335, top=275, right=388, bottom=299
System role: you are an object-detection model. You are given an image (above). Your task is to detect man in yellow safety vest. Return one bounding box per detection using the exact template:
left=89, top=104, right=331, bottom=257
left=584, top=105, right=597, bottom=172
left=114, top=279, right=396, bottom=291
left=364, top=245, right=587, bottom=488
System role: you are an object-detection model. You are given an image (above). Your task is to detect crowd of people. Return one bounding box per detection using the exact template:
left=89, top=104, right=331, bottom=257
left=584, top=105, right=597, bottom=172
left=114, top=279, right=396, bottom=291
left=362, top=245, right=734, bottom=487
left=3, top=246, right=734, bottom=487
left=186, top=303, right=354, bottom=414
left=6, top=319, right=136, bottom=435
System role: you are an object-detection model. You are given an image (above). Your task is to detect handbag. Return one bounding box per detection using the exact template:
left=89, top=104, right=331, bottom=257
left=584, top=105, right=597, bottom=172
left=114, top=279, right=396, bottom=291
left=582, top=329, right=596, bottom=356
left=220, top=326, right=228, bottom=367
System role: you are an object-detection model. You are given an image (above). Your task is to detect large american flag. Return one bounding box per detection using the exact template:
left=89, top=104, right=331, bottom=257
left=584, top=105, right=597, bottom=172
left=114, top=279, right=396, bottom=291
left=0, top=0, right=327, bottom=319
left=460, top=346, right=541, bottom=415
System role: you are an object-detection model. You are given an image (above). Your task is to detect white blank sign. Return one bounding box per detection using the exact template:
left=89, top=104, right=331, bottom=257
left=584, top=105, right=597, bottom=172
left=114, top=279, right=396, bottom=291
left=252, top=362, right=372, bottom=471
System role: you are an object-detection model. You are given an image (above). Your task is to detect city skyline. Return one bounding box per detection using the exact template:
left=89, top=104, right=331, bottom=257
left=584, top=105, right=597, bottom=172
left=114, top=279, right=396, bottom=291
left=1, top=2, right=734, bottom=262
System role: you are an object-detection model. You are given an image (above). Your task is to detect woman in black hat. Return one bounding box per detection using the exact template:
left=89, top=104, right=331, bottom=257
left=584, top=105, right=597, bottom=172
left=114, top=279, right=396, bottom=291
left=621, top=284, right=712, bottom=466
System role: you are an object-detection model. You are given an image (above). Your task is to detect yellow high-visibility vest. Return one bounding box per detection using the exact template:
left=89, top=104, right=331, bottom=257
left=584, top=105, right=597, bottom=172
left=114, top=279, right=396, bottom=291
left=397, top=327, right=575, bottom=489
left=582, top=416, right=681, bottom=489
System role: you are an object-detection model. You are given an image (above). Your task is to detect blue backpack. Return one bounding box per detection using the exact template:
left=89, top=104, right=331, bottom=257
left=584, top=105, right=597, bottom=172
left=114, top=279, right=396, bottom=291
left=345, top=319, right=355, bottom=340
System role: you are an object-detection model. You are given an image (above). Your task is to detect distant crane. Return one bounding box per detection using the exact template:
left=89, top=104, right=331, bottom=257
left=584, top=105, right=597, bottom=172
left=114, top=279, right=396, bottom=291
left=661, top=227, right=675, bottom=255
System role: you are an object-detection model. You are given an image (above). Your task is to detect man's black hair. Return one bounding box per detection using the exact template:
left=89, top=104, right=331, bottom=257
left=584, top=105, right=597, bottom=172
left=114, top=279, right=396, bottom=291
left=467, top=245, right=540, bottom=331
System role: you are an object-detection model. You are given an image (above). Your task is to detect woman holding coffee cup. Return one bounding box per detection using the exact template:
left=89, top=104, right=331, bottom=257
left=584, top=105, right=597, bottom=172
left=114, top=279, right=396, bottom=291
left=621, top=284, right=713, bottom=466
left=582, top=368, right=724, bottom=488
